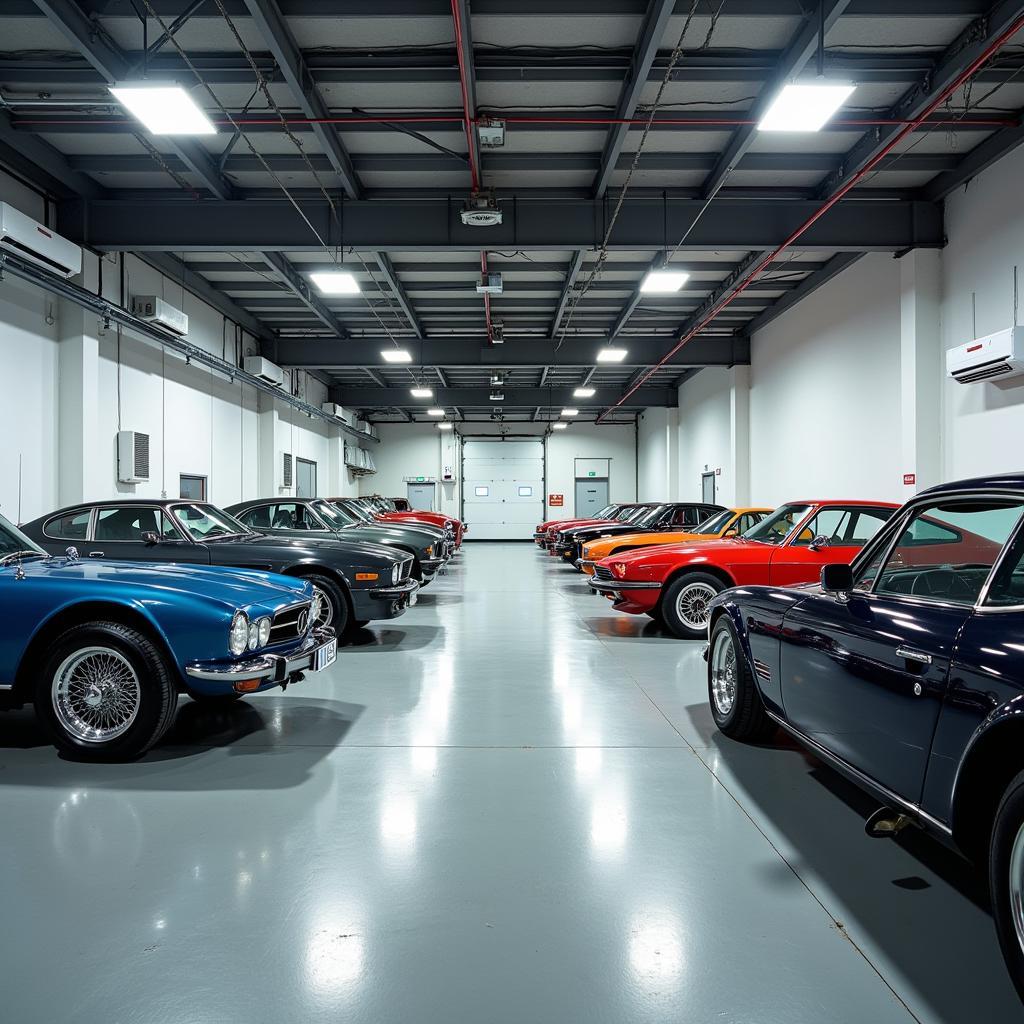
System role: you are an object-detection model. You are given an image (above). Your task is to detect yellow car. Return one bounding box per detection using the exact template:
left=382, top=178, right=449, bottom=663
left=578, top=507, right=772, bottom=575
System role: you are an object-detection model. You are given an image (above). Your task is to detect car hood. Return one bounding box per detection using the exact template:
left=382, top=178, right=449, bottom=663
left=570, top=522, right=648, bottom=540
left=339, top=524, right=436, bottom=552
left=552, top=518, right=608, bottom=532
left=584, top=529, right=707, bottom=554
left=10, top=555, right=310, bottom=609
left=603, top=537, right=758, bottom=567
left=215, top=533, right=405, bottom=564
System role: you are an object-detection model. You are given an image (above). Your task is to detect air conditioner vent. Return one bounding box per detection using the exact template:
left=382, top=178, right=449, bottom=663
left=947, top=327, right=1024, bottom=389
left=281, top=452, right=293, bottom=488
left=117, top=430, right=150, bottom=483
left=0, top=203, right=81, bottom=279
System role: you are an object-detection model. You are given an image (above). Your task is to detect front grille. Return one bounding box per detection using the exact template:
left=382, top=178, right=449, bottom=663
left=592, top=565, right=616, bottom=583
left=269, top=601, right=312, bottom=644
left=401, top=557, right=413, bottom=581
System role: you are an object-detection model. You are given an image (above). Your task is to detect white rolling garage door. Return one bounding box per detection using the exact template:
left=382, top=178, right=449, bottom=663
left=462, top=439, right=545, bottom=540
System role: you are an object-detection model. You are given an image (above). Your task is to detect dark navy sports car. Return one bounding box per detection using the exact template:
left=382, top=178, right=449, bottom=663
left=0, top=513, right=336, bottom=761
left=705, top=473, right=1024, bottom=999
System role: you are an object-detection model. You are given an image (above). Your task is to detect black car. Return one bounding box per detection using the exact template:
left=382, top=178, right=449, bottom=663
left=554, top=502, right=725, bottom=563
left=22, top=500, right=418, bottom=637
left=227, top=497, right=448, bottom=582
left=705, top=473, right=1024, bottom=999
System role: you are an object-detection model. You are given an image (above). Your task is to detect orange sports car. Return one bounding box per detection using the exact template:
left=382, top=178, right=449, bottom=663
left=577, top=507, right=772, bottom=575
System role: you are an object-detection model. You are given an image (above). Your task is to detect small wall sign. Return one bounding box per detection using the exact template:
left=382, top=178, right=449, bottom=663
left=549, top=494, right=564, bottom=507
left=903, top=473, right=916, bottom=486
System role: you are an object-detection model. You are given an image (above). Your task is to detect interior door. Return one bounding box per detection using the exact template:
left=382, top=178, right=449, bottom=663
left=780, top=497, right=1024, bottom=802
left=296, top=458, right=317, bottom=498
left=575, top=478, right=609, bottom=518
left=406, top=482, right=436, bottom=511
left=701, top=472, right=716, bottom=504
left=462, top=439, right=544, bottom=540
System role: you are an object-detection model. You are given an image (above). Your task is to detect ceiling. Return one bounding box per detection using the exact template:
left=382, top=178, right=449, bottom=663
left=2, top=0, right=1024, bottom=423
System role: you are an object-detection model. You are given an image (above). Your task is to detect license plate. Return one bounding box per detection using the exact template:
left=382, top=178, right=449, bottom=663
left=313, top=639, right=337, bottom=671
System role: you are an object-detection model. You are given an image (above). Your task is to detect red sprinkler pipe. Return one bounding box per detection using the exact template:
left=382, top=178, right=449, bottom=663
left=597, top=13, right=1024, bottom=423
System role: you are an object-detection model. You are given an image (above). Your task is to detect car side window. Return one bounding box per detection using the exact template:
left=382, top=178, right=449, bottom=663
left=866, top=500, right=1024, bottom=604
left=984, top=526, right=1024, bottom=607
left=270, top=503, right=299, bottom=529
left=790, top=508, right=851, bottom=546
left=238, top=505, right=271, bottom=530
left=95, top=507, right=176, bottom=541
left=44, top=510, right=90, bottom=540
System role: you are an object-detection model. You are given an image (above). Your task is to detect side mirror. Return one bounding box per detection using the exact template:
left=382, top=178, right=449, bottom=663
left=141, top=531, right=160, bottom=546
left=821, top=563, right=853, bottom=594
left=723, top=526, right=738, bottom=537
left=808, top=534, right=831, bottom=552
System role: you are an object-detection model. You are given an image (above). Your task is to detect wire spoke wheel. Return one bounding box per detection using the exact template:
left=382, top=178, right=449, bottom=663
left=710, top=628, right=737, bottom=717
left=52, top=646, right=142, bottom=744
left=312, top=586, right=333, bottom=629
left=1010, top=822, right=1024, bottom=958
left=674, top=581, right=718, bottom=632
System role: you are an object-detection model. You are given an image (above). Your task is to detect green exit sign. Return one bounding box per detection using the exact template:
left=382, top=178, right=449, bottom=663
left=415, top=476, right=426, bottom=481
left=588, top=471, right=596, bottom=477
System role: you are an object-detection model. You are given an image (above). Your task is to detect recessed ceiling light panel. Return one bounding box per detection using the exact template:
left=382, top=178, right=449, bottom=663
left=410, top=387, right=433, bottom=398
left=552, top=422, right=568, bottom=430
left=573, top=387, right=596, bottom=398
left=640, top=270, right=689, bottom=293
left=381, top=349, right=412, bottom=363
left=110, top=83, right=216, bottom=135
left=561, top=408, right=579, bottom=417
left=427, top=408, right=445, bottom=416
left=310, top=271, right=360, bottom=295
left=596, top=348, right=628, bottom=363
left=758, top=82, right=856, bottom=132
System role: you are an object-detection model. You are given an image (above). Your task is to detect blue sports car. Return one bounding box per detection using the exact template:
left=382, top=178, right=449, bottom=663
left=705, top=473, right=1024, bottom=999
left=0, top=512, right=337, bottom=761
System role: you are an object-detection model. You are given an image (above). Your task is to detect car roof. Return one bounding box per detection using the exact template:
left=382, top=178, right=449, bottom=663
left=731, top=507, right=774, bottom=513
left=785, top=499, right=900, bottom=508
left=920, top=473, right=1024, bottom=496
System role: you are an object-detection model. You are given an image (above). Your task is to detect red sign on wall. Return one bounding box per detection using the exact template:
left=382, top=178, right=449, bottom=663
left=903, top=473, right=916, bottom=486
left=549, top=494, right=564, bottom=507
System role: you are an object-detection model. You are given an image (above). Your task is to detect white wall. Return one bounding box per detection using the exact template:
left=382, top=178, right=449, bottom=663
left=637, top=407, right=678, bottom=501
left=369, top=421, right=637, bottom=523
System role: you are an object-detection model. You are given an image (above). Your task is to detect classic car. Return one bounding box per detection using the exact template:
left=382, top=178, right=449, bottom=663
left=0, top=511, right=336, bottom=760
left=359, top=495, right=467, bottom=546
left=704, top=474, right=1024, bottom=999
left=542, top=503, right=650, bottom=552
left=226, top=497, right=448, bottom=582
left=590, top=500, right=897, bottom=639
left=329, top=497, right=463, bottom=549
left=578, top=507, right=773, bottom=575
left=534, top=504, right=623, bottom=545
left=549, top=503, right=665, bottom=558
left=554, top=501, right=726, bottom=565
left=22, top=500, right=418, bottom=638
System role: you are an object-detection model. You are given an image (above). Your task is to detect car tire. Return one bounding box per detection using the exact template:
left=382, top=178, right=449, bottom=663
left=660, top=571, right=725, bottom=640
left=645, top=608, right=665, bottom=624
left=707, top=616, right=775, bottom=742
left=989, top=769, right=1024, bottom=1003
left=305, top=573, right=351, bottom=637
left=35, top=621, right=178, bottom=761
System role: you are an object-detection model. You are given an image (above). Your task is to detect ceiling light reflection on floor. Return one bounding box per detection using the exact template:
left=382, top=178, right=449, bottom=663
left=590, top=795, right=628, bottom=856
left=628, top=916, right=685, bottom=983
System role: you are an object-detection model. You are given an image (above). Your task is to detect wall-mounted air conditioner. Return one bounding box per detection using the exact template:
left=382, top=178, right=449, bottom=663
left=0, top=203, right=81, bottom=279
left=131, top=295, right=189, bottom=336
left=947, top=327, right=1024, bottom=387
left=321, top=403, right=355, bottom=426
left=244, top=356, right=285, bottom=388
left=117, top=430, right=150, bottom=483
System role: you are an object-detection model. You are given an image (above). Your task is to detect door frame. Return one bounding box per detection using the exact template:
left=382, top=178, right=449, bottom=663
left=295, top=457, right=317, bottom=498
left=406, top=481, right=437, bottom=512
left=458, top=434, right=547, bottom=539
left=574, top=477, right=610, bottom=518
left=701, top=471, right=716, bottom=504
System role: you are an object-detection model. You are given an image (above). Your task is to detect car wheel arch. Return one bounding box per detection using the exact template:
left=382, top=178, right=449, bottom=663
left=952, top=718, right=1024, bottom=863
left=283, top=563, right=355, bottom=614
left=663, top=562, right=736, bottom=596
left=14, top=600, right=177, bottom=700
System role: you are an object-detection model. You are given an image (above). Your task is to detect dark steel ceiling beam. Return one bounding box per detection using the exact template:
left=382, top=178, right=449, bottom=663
left=921, top=112, right=1024, bottom=200
left=330, top=385, right=676, bottom=407
left=262, top=251, right=349, bottom=337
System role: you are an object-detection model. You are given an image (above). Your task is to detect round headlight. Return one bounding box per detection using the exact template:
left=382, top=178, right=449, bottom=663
left=257, top=617, right=271, bottom=647
left=392, top=562, right=400, bottom=585
left=248, top=622, right=259, bottom=650
left=229, top=611, right=249, bottom=656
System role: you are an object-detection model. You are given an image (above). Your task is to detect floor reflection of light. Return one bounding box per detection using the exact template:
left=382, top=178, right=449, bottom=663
left=628, top=915, right=684, bottom=983
left=590, top=795, right=628, bottom=856
left=561, top=690, right=582, bottom=731
left=305, top=914, right=365, bottom=998
left=411, top=745, right=438, bottom=773
left=575, top=746, right=602, bottom=779
left=380, top=793, right=417, bottom=852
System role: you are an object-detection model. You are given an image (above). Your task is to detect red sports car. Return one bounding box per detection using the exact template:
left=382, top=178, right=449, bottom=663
left=534, top=503, right=622, bottom=546
left=541, top=503, right=651, bottom=552
left=590, top=500, right=899, bottom=639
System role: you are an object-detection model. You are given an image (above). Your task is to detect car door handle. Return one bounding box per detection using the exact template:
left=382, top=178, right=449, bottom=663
left=87, top=550, right=106, bottom=558
left=896, top=647, right=932, bottom=665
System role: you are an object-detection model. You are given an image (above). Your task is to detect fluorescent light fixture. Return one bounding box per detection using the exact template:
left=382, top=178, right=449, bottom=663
left=573, top=387, right=596, bottom=398
left=410, top=387, right=433, bottom=398
left=552, top=422, right=568, bottom=430
left=437, top=422, right=453, bottom=431
left=640, top=270, right=689, bottom=293
left=758, top=82, right=856, bottom=132
left=310, top=271, right=360, bottom=295
left=597, top=347, right=628, bottom=363
left=561, top=408, right=579, bottom=417
left=109, top=83, right=216, bottom=135
left=381, top=349, right=412, bottom=363
left=427, top=408, right=445, bottom=416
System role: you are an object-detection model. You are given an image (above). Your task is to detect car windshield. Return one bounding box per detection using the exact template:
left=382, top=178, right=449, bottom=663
left=312, top=500, right=353, bottom=530
left=344, top=501, right=376, bottom=523
left=171, top=504, right=253, bottom=541
left=0, top=513, right=46, bottom=560
left=633, top=504, right=668, bottom=528
left=595, top=505, right=615, bottom=518
left=616, top=506, right=648, bottom=523
left=693, top=509, right=735, bottom=535
left=742, top=503, right=813, bottom=545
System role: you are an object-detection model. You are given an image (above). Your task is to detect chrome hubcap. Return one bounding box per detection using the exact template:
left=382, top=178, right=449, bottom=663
left=52, top=647, right=141, bottom=744
left=1010, top=822, right=1024, bottom=957
left=710, top=629, right=737, bottom=716
left=675, top=581, right=717, bottom=631
left=312, top=586, right=333, bottom=629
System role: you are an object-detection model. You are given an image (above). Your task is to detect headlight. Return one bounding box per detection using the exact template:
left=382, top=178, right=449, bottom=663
left=229, top=611, right=249, bottom=656
left=247, top=621, right=259, bottom=650
left=392, top=562, right=400, bottom=585
left=257, top=617, right=271, bottom=647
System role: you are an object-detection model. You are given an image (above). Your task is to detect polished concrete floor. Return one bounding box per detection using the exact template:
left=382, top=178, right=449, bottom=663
left=1, top=544, right=1021, bottom=1022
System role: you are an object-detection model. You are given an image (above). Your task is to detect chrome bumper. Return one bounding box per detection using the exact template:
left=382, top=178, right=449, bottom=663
left=369, top=578, right=420, bottom=601
left=590, top=578, right=664, bottom=594
left=421, top=557, right=447, bottom=575
left=185, top=627, right=337, bottom=683
left=577, top=559, right=595, bottom=571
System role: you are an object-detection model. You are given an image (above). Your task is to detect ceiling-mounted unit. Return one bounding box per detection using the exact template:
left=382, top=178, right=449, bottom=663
left=489, top=320, right=504, bottom=344
left=460, top=189, right=502, bottom=227
left=947, top=327, right=1024, bottom=387
left=477, top=117, right=505, bottom=148
left=490, top=392, right=504, bottom=402
left=476, top=273, right=503, bottom=294
left=117, top=430, right=150, bottom=484
left=131, top=295, right=189, bottom=336
left=0, top=203, right=81, bottom=279
left=321, top=402, right=354, bottom=425
left=244, top=355, right=285, bottom=388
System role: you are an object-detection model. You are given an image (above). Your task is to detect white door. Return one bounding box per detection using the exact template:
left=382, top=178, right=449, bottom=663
left=463, top=439, right=545, bottom=540
left=406, top=482, right=436, bottom=511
